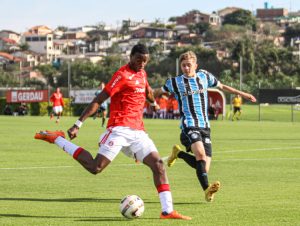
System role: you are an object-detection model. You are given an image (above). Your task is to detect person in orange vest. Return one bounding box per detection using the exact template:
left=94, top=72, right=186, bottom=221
left=158, top=94, right=168, bottom=119
left=166, top=95, right=173, bottom=119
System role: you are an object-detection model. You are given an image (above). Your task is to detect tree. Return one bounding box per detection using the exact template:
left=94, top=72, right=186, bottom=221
left=56, top=26, right=68, bottom=32
left=35, top=64, right=58, bottom=87
left=168, top=17, right=178, bottom=23
left=230, top=37, right=255, bottom=75
left=223, top=9, right=256, bottom=31
left=204, top=24, right=247, bottom=42
left=19, top=43, right=29, bottom=51
left=97, top=55, right=125, bottom=83
left=187, top=22, right=210, bottom=35
left=150, top=18, right=165, bottom=28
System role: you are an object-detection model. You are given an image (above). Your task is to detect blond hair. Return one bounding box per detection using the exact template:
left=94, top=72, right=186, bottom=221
left=179, top=51, right=197, bottom=64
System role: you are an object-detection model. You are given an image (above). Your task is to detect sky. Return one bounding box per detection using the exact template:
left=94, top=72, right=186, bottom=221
left=1, top=0, right=300, bottom=33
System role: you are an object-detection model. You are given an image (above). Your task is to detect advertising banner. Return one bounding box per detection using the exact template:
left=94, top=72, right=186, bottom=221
left=259, top=89, right=300, bottom=104
left=70, top=90, right=97, bottom=104
left=6, top=90, right=48, bottom=103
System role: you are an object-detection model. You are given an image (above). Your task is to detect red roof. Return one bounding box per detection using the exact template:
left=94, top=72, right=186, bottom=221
left=0, top=52, right=24, bottom=62
left=0, top=37, right=17, bottom=44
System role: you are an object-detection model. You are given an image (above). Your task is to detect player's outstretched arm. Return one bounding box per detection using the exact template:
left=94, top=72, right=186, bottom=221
left=146, top=85, right=160, bottom=111
left=218, top=83, right=257, bottom=103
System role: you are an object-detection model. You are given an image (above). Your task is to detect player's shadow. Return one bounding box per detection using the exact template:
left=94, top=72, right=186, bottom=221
left=0, top=214, right=132, bottom=222
left=219, top=138, right=299, bottom=141
left=76, top=217, right=159, bottom=222
left=0, top=197, right=202, bottom=206
left=0, top=197, right=120, bottom=203
left=144, top=200, right=200, bottom=205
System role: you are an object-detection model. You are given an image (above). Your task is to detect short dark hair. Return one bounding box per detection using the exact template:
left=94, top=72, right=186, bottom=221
left=130, top=43, right=149, bottom=56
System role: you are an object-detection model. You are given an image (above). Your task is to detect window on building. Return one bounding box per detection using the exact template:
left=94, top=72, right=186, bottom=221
left=48, top=37, right=52, bottom=41
left=40, top=37, right=46, bottom=41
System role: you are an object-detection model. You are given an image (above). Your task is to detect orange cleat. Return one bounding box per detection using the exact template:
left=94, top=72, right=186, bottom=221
left=34, top=130, right=65, bottom=143
left=160, top=210, right=191, bottom=220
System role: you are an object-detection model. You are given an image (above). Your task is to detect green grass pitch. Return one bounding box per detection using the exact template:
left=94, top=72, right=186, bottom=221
left=0, top=109, right=299, bottom=225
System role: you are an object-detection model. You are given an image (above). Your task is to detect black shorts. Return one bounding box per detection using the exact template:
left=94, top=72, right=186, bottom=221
left=97, top=106, right=106, bottom=113
left=180, top=127, right=212, bottom=157
left=233, top=106, right=241, bottom=113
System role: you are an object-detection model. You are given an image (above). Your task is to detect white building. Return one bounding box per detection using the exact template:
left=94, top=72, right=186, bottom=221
left=21, top=25, right=62, bottom=63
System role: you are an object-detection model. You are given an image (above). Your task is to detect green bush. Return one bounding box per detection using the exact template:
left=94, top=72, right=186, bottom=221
left=0, top=97, right=106, bottom=116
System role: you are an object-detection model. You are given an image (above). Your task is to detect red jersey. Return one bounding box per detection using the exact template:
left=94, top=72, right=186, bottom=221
left=104, top=64, right=149, bottom=130
left=50, top=92, right=64, bottom=107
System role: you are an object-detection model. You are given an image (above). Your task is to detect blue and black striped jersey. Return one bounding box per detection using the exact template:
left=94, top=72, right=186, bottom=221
left=162, top=69, right=219, bottom=129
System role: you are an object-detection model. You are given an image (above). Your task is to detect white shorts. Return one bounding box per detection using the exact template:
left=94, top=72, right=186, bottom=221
left=173, top=109, right=179, bottom=114
left=53, top=106, right=63, bottom=114
left=98, top=126, right=158, bottom=162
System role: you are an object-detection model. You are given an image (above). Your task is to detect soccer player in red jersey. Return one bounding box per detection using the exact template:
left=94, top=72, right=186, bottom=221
left=50, top=87, right=64, bottom=123
left=35, top=44, right=191, bottom=220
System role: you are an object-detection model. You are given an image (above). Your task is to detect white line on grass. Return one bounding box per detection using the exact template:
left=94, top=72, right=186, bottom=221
left=0, top=166, right=74, bottom=170
left=218, top=146, right=300, bottom=154
left=214, top=157, right=300, bottom=162
left=161, top=156, right=300, bottom=162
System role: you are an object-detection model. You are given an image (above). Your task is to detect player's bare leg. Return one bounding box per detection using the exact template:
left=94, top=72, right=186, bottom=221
left=34, top=130, right=111, bottom=174
left=55, top=112, right=62, bottom=123
left=76, top=152, right=111, bottom=174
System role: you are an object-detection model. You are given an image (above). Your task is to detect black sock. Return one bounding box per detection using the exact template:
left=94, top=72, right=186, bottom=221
left=178, top=151, right=197, bottom=169
left=196, top=160, right=209, bottom=190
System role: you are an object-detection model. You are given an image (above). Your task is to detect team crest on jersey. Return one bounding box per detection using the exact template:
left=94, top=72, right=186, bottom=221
left=191, top=133, right=199, bottom=139
left=108, top=141, right=114, bottom=146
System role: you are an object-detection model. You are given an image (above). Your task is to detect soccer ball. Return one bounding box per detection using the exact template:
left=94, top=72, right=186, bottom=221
left=119, top=195, right=145, bottom=219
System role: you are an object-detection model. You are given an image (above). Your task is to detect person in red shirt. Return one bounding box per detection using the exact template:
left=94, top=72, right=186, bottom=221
left=34, top=44, right=190, bottom=220
left=50, top=87, right=64, bottom=123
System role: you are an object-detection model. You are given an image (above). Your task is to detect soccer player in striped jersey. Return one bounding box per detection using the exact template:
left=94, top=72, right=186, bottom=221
left=163, top=51, right=256, bottom=202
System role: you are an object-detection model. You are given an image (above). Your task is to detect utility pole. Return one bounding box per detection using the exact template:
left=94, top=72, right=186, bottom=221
left=298, top=42, right=300, bottom=61
left=240, top=56, right=243, bottom=90
left=19, top=61, right=22, bottom=87
left=67, top=61, right=71, bottom=98
left=176, top=58, right=179, bottom=76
